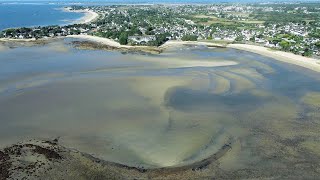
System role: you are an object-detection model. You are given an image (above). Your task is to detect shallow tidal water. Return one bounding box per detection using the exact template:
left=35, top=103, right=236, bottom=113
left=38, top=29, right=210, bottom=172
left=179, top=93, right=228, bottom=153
left=1, top=39, right=320, bottom=171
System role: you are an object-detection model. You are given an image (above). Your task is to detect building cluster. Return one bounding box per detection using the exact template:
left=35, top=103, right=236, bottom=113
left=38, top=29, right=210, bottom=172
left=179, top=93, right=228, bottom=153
left=0, top=24, right=94, bottom=39
left=1, top=3, right=319, bottom=57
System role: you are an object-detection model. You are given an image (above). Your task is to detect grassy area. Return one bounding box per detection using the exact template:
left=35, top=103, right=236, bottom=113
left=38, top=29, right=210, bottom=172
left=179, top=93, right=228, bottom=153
left=240, top=20, right=265, bottom=24
left=199, top=39, right=233, bottom=45
left=192, top=15, right=264, bottom=26
left=228, top=12, right=250, bottom=17
left=192, top=15, right=235, bottom=25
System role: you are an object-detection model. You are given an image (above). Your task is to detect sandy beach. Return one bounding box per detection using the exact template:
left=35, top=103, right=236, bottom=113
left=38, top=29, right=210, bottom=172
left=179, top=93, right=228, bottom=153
left=228, top=44, right=320, bottom=73
left=68, top=34, right=123, bottom=47
left=67, top=35, right=228, bottom=54
left=63, top=7, right=99, bottom=24
left=67, top=36, right=320, bottom=73
left=159, top=40, right=227, bottom=49
left=2, top=33, right=320, bottom=73
left=67, top=34, right=163, bottom=54
left=0, top=38, right=37, bottom=42
left=68, top=35, right=227, bottom=49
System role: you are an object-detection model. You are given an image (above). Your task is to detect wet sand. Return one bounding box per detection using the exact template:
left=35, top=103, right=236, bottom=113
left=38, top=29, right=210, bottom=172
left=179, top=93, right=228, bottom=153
left=1, top=40, right=320, bottom=179
left=67, top=36, right=320, bottom=73
left=159, top=40, right=227, bottom=48
left=228, top=44, right=320, bottom=73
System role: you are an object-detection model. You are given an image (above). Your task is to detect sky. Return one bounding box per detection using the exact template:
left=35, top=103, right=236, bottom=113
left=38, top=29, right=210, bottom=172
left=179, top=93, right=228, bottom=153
left=1, top=0, right=317, bottom=2
left=0, top=0, right=318, bottom=5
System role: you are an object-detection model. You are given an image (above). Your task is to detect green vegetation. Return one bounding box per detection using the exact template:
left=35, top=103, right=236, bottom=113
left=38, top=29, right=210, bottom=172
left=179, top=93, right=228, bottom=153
left=235, top=35, right=244, bottom=42
left=279, top=40, right=291, bottom=51
left=181, top=35, right=198, bottom=41
left=119, top=32, right=128, bottom=45
left=303, top=48, right=313, bottom=57
left=1, top=3, right=319, bottom=56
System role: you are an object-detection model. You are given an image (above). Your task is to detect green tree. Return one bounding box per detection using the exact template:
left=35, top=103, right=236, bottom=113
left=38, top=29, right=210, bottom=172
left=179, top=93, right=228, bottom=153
left=119, top=32, right=128, bottom=45
left=155, top=33, right=169, bottom=46
left=302, top=48, right=313, bottom=57
left=279, top=40, right=291, bottom=51
left=181, top=35, right=198, bottom=41
left=235, top=35, right=245, bottom=42
left=249, top=36, right=256, bottom=42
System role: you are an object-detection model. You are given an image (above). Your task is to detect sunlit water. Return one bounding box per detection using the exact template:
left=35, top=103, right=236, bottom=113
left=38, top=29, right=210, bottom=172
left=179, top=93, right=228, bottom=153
left=0, top=39, right=320, bottom=169
left=0, top=4, right=84, bottom=31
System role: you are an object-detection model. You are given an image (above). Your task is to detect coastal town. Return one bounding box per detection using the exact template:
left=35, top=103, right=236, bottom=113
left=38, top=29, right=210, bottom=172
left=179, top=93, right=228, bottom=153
left=1, top=3, right=320, bottom=57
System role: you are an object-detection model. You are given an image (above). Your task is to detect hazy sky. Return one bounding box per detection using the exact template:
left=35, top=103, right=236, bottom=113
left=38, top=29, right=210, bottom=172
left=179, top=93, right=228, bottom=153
left=1, top=0, right=316, bottom=2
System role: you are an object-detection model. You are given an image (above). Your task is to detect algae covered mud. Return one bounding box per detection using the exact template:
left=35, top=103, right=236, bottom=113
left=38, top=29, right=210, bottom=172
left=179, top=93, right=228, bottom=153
left=1, top=39, right=320, bottom=179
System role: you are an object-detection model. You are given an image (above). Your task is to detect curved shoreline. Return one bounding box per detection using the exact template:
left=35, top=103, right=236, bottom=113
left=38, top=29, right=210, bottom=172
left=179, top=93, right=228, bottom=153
left=0, top=138, right=233, bottom=179
left=67, top=35, right=320, bottom=73
left=228, top=44, right=320, bottom=73
left=62, top=7, right=99, bottom=24
left=1, top=35, right=320, bottom=73
left=67, top=35, right=227, bottom=54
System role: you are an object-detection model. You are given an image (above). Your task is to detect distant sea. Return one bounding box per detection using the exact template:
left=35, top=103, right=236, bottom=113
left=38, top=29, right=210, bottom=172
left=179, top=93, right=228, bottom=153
left=0, top=0, right=317, bottom=31
left=0, top=4, right=84, bottom=31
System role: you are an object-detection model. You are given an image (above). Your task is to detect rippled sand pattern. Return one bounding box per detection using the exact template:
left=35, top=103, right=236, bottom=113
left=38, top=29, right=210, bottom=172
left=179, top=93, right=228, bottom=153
left=0, top=42, right=320, bottom=178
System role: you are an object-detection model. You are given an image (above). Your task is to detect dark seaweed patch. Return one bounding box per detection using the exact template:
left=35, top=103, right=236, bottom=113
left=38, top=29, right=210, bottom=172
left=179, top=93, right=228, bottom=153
left=31, top=145, right=61, bottom=160
left=0, top=151, right=11, bottom=180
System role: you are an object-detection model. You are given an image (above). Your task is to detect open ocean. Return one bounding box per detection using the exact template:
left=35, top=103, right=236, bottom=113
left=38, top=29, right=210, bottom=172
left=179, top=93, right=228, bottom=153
left=0, top=4, right=84, bottom=31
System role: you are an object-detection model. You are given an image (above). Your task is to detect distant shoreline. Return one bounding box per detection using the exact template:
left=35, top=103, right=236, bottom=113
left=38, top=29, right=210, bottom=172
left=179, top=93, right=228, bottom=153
left=0, top=6, right=99, bottom=31
left=62, top=7, right=99, bottom=24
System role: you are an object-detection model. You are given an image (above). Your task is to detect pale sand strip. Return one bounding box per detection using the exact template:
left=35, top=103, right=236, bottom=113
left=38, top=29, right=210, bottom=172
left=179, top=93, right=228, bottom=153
left=67, top=35, right=237, bottom=67
left=67, top=35, right=160, bottom=51
left=0, top=38, right=37, bottom=42
left=2, top=33, right=320, bottom=73
left=160, top=40, right=226, bottom=49
left=67, top=35, right=122, bottom=47
left=63, top=7, right=99, bottom=24
left=228, top=44, right=320, bottom=73
left=0, top=36, right=64, bottom=42
left=67, top=35, right=226, bottom=49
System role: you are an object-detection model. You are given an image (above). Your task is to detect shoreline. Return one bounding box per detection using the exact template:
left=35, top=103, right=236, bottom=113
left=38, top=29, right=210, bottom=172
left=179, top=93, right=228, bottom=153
left=67, top=35, right=320, bottom=73
left=0, top=138, right=233, bottom=179
left=1, top=34, right=320, bottom=73
left=67, top=34, right=163, bottom=54
left=67, top=35, right=227, bottom=53
left=69, top=35, right=227, bottom=49
left=159, top=40, right=227, bottom=49
left=62, top=7, right=99, bottom=24
left=228, top=44, right=320, bottom=73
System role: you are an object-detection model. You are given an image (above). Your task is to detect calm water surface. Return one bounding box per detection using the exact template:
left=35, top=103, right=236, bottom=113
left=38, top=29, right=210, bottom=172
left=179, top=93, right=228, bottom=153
left=0, top=39, right=320, bottom=169
left=0, top=4, right=84, bottom=31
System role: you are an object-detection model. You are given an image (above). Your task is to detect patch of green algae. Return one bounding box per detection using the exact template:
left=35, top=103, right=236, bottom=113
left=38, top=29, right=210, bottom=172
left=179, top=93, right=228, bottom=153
left=301, top=92, right=320, bottom=107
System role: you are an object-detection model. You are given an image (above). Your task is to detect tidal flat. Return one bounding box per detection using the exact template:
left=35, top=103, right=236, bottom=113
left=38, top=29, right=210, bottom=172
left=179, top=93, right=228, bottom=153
left=0, top=39, right=320, bottom=179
